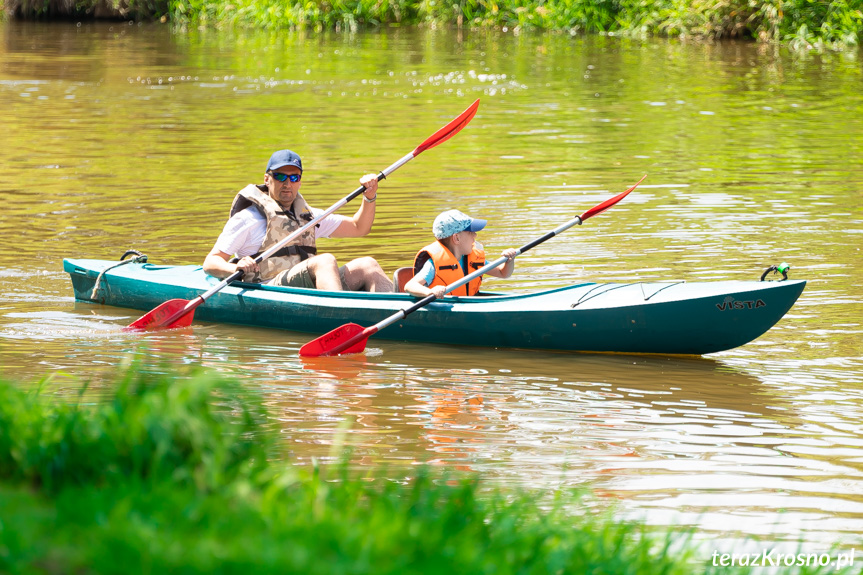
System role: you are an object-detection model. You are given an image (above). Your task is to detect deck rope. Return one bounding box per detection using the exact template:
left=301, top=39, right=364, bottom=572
left=89, top=250, right=148, bottom=301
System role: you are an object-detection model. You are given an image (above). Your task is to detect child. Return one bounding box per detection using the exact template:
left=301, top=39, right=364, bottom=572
left=405, top=209, right=517, bottom=298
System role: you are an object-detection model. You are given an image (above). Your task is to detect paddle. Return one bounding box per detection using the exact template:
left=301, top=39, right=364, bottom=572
left=299, top=174, right=647, bottom=357
left=124, top=99, right=482, bottom=332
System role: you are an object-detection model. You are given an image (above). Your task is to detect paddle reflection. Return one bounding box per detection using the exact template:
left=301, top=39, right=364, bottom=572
left=299, top=355, right=368, bottom=381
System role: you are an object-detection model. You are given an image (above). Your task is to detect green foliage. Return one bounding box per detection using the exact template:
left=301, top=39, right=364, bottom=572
left=612, top=0, right=863, bottom=47
left=779, top=0, right=863, bottom=48
left=4, top=0, right=861, bottom=47
left=4, top=0, right=169, bottom=20
left=0, top=367, right=270, bottom=493
left=168, top=0, right=421, bottom=30
left=158, top=0, right=863, bottom=48
left=0, top=367, right=690, bottom=574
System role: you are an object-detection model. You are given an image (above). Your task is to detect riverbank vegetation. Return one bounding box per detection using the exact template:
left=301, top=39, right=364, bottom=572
left=0, top=366, right=836, bottom=574
left=3, top=0, right=862, bottom=49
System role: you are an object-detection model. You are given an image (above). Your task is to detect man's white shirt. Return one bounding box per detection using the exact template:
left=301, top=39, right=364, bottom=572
left=213, top=207, right=344, bottom=258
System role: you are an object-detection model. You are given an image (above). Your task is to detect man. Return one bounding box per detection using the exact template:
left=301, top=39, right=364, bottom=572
left=203, top=149, right=393, bottom=292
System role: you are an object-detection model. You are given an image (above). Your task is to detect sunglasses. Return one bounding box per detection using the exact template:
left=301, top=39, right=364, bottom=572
left=269, top=171, right=301, bottom=183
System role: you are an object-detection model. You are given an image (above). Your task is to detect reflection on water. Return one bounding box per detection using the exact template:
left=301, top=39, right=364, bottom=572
left=1, top=20, right=862, bottom=550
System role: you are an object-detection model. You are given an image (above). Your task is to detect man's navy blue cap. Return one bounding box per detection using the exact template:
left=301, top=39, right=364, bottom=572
left=266, top=150, right=303, bottom=173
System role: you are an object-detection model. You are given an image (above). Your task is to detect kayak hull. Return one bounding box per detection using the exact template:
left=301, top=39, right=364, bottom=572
left=64, top=258, right=806, bottom=355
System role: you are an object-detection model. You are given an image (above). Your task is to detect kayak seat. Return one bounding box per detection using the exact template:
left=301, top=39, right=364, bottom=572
left=393, top=267, right=414, bottom=292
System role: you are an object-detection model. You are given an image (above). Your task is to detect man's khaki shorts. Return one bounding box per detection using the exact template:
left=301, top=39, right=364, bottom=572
left=267, top=260, right=349, bottom=290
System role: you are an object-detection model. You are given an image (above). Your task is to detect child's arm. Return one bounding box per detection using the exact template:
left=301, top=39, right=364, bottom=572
left=405, top=258, right=448, bottom=298
left=405, top=276, right=447, bottom=299
left=485, top=248, right=518, bottom=278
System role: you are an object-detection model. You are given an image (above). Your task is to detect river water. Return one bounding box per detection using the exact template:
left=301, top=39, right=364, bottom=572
left=1, top=21, right=862, bottom=555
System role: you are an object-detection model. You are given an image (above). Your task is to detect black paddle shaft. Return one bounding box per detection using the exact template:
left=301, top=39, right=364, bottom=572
left=518, top=219, right=580, bottom=254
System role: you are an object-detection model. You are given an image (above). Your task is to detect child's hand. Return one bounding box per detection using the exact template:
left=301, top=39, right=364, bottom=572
left=501, top=248, right=518, bottom=260
left=431, top=285, right=447, bottom=299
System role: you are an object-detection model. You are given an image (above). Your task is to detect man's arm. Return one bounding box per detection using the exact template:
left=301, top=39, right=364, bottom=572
left=203, top=249, right=258, bottom=279
left=202, top=209, right=263, bottom=279
left=329, top=173, right=379, bottom=238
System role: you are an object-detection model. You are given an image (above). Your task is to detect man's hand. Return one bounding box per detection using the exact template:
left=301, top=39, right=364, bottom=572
left=236, top=256, right=259, bottom=276
left=360, top=173, right=378, bottom=200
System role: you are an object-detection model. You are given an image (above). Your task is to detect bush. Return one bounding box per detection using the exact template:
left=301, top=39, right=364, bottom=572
left=4, top=0, right=862, bottom=48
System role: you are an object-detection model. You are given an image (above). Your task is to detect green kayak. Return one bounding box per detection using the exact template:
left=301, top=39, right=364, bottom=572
left=64, top=257, right=805, bottom=355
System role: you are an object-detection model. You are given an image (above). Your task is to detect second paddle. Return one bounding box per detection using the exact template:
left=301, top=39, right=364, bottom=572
left=299, top=175, right=647, bottom=357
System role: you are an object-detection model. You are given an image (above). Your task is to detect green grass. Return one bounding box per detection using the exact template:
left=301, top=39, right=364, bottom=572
left=0, top=366, right=846, bottom=574
left=0, top=370, right=269, bottom=494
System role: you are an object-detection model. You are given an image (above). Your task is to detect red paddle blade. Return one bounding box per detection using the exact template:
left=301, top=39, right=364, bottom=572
left=124, top=299, right=195, bottom=332
left=412, top=99, right=480, bottom=156
left=580, top=174, right=647, bottom=222
left=299, top=323, right=370, bottom=357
